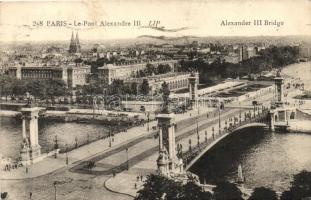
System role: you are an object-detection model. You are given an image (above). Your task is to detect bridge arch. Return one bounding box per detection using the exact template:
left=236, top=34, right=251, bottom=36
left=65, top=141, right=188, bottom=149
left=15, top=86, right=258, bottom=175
left=185, top=122, right=268, bottom=170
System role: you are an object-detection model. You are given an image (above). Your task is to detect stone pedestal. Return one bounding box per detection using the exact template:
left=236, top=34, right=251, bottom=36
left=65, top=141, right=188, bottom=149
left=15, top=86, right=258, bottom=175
left=156, top=113, right=183, bottom=176
left=20, top=107, right=42, bottom=164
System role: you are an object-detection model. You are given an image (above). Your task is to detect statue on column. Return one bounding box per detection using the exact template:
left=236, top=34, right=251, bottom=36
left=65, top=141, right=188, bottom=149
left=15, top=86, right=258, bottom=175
left=160, top=82, right=171, bottom=114
left=22, top=137, right=30, bottom=148
left=25, top=92, right=33, bottom=108
left=276, top=69, right=282, bottom=77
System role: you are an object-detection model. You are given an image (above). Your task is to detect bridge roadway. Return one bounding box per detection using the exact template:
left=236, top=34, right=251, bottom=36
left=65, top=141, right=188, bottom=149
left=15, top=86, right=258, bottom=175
left=70, top=106, right=262, bottom=176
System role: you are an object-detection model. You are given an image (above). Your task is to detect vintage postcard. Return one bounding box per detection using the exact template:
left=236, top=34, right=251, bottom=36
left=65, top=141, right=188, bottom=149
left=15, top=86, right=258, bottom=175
left=0, top=0, right=310, bottom=199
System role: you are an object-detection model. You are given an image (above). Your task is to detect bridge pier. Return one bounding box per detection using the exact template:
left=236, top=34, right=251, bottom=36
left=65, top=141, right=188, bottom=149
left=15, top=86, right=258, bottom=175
left=156, top=113, right=183, bottom=176
left=20, top=107, right=42, bottom=165
left=269, top=71, right=298, bottom=131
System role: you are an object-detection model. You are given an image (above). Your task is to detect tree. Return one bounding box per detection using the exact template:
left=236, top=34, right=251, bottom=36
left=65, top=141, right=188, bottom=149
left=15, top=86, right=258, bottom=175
left=130, top=82, right=138, bottom=95
left=182, top=181, right=213, bottom=200
left=0, top=75, right=14, bottom=101
left=135, top=174, right=182, bottom=200
left=44, top=79, right=67, bottom=104
left=11, top=79, right=27, bottom=96
left=140, top=79, right=150, bottom=95
left=109, top=79, right=124, bottom=95
left=213, top=181, right=243, bottom=200
left=26, top=80, right=45, bottom=101
left=281, top=170, right=311, bottom=200
left=135, top=174, right=212, bottom=200
left=158, top=64, right=171, bottom=74
left=179, top=45, right=299, bottom=84
left=248, top=187, right=278, bottom=200
left=146, top=63, right=156, bottom=76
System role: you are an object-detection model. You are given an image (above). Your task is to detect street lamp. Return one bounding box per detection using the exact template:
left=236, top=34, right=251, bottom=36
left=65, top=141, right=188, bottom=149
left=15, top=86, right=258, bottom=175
left=239, top=102, right=242, bottom=124
left=126, top=147, right=129, bottom=170
left=218, top=105, right=221, bottom=135
left=75, top=136, right=78, bottom=149
left=65, top=144, right=68, bottom=165
left=53, top=181, right=57, bottom=200
left=147, top=112, right=150, bottom=132
left=109, top=127, right=112, bottom=147
left=54, top=135, right=58, bottom=158
left=125, top=93, right=128, bottom=111
left=196, top=117, right=199, bottom=135
left=25, top=148, right=29, bottom=173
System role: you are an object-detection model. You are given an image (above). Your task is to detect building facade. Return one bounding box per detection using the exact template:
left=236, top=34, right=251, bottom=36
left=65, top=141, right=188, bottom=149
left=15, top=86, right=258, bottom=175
left=98, top=59, right=178, bottom=84
left=124, top=72, right=193, bottom=94
left=8, top=63, right=91, bottom=89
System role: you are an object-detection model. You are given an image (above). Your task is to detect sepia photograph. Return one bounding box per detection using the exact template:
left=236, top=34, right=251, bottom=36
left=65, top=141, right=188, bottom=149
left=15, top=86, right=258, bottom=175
left=0, top=0, right=310, bottom=199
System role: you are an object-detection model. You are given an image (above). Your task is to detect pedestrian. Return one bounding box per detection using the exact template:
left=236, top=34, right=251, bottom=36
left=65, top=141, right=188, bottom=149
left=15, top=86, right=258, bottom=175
left=140, top=175, right=143, bottom=181
left=134, top=183, right=137, bottom=189
left=137, top=176, right=139, bottom=182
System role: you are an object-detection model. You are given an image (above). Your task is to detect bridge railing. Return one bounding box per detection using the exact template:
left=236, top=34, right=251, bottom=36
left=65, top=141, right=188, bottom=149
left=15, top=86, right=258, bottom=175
left=181, top=110, right=270, bottom=168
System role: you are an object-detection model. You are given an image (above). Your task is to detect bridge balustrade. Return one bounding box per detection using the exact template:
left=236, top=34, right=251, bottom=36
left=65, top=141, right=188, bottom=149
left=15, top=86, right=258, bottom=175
left=181, top=110, right=270, bottom=168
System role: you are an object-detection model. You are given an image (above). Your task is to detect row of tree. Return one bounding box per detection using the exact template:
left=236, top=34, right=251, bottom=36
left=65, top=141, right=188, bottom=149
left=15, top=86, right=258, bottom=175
left=136, top=170, right=311, bottom=200
left=0, top=73, right=153, bottom=103
left=136, top=63, right=172, bottom=78
left=0, top=75, right=67, bottom=102
left=179, top=46, right=299, bottom=85
left=77, top=76, right=151, bottom=96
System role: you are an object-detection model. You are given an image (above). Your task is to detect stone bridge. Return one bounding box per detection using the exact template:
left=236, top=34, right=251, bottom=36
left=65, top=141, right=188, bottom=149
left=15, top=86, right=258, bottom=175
left=181, top=110, right=270, bottom=170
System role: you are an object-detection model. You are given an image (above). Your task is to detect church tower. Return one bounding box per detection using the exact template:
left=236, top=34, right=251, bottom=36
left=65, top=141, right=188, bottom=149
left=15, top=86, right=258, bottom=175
left=68, top=31, right=81, bottom=53
left=75, top=32, right=81, bottom=53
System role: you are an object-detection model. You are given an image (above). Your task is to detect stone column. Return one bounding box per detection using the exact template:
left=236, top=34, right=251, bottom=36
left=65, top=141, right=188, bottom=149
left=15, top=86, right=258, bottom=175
left=188, top=73, right=198, bottom=109
left=20, top=107, right=42, bottom=164
left=156, top=113, right=183, bottom=176
left=22, top=117, right=26, bottom=139
left=158, top=127, right=163, bottom=152
left=274, top=75, right=284, bottom=107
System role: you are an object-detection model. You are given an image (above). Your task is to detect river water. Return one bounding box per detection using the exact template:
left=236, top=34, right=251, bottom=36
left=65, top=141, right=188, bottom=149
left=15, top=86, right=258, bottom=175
left=189, top=127, right=311, bottom=192
left=0, top=117, right=110, bottom=159
left=190, top=61, right=311, bottom=192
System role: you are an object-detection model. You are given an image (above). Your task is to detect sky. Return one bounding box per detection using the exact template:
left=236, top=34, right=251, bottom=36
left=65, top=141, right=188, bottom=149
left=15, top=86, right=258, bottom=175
left=0, top=0, right=310, bottom=42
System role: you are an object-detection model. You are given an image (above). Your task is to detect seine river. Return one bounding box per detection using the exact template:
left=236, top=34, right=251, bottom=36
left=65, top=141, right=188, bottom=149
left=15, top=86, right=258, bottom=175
left=190, top=61, right=311, bottom=192
left=189, top=127, right=311, bottom=192
left=0, top=117, right=110, bottom=159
